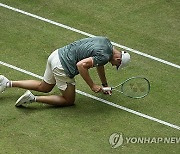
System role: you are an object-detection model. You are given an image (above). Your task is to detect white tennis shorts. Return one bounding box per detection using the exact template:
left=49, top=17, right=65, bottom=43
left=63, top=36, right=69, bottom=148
left=43, top=49, right=75, bottom=91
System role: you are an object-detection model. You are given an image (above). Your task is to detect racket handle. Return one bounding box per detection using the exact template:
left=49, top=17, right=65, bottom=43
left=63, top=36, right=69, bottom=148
left=102, top=87, right=112, bottom=91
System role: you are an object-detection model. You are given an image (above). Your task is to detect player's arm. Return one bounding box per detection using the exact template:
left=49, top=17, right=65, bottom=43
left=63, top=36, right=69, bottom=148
left=96, top=65, right=112, bottom=95
left=76, top=57, right=101, bottom=93
left=96, top=65, right=108, bottom=86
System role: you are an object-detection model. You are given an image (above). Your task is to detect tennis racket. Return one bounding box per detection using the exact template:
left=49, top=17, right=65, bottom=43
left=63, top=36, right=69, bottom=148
left=102, top=76, right=150, bottom=98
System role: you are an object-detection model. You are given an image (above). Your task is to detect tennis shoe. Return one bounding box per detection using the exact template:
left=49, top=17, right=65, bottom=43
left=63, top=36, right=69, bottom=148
left=0, top=75, right=9, bottom=93
left=15, top=90, right=35, bottom=107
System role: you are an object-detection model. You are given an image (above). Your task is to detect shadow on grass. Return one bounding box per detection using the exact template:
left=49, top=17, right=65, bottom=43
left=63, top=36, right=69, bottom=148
left=15, top=103, right=77, bottom=111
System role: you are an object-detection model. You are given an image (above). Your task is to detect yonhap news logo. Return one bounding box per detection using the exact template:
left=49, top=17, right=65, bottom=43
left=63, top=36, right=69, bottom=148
left=109, top=133, right=124, bottom=148
left=109, top=133, right=180, bottom=148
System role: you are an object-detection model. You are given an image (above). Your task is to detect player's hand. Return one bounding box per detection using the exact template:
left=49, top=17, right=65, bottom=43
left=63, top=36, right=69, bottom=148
left=91, top=84, right=102, bottom=93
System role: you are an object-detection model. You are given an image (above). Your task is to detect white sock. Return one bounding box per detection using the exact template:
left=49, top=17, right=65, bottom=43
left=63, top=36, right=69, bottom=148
left=6, top=81, right=12, bottom=88
left=34, top=96, right=37, bottom=102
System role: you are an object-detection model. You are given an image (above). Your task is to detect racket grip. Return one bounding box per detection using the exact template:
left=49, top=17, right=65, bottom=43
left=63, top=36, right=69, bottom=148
left=102, top=87, right=112, bottom=91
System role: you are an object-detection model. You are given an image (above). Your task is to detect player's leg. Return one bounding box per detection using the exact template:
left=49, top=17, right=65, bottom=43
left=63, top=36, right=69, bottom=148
left=15, top=83, right=75, bottom=107
left=12, top=80, right=55, bottom=93
left=0, top=75, right=54, bottom=93
left=36, top=83, right=75, bottom=106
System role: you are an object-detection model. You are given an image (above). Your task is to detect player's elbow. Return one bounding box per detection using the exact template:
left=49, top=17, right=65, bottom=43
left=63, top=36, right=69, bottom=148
left=76, top=61, right=82, bottom=68
left=77, top=58, right=93, bottom=70
left=77, top=61, right=86, bottom=70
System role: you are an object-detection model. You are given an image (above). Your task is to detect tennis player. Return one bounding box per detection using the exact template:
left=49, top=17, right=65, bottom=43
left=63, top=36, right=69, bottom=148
left=0, top=36, right=130, bottom=107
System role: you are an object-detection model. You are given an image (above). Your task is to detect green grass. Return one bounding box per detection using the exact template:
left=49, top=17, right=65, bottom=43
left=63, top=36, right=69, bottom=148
left=0, top=0, right=180, bottom=153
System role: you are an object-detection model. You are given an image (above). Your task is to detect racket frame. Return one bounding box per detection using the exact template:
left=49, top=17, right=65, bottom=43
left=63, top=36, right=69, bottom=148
left=102, top=76, right=150, bottom=99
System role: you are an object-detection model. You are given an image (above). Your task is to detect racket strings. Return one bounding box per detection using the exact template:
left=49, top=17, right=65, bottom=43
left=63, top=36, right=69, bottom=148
left=122, top=78, right=150, bottom=98
left=129, top=83, right=146, bottom=92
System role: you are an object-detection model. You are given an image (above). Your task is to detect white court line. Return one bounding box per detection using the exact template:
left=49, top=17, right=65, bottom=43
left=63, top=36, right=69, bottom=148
left=0, top=3, right=180, bottom=69
left=0, top=60, right=180, bottom=131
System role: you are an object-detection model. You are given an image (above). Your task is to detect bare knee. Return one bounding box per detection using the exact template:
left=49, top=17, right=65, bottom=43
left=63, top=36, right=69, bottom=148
left=37, top=86, right=51, bottom=93
left=60, top=84, right=76, bottom=106
left=64, top=97, right=75, bottom=106
left=37, top=81, right=55, bottom=93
